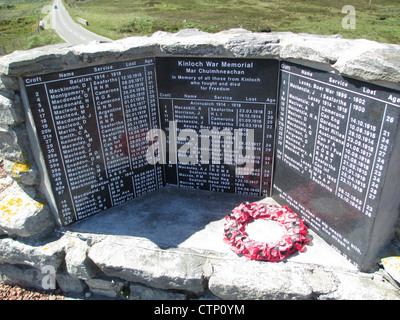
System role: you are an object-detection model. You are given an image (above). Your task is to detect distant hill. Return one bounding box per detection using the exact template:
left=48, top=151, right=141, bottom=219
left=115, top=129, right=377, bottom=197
left=62, top=0, right=400, bottom=44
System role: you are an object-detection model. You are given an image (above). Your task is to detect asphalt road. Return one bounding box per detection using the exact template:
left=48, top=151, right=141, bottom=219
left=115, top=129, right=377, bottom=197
left=51, top=0, right=111, bottom=45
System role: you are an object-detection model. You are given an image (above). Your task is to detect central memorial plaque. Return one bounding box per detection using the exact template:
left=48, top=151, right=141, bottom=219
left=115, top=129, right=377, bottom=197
left=272, top=61, right=400, bottom=269
left=156, top=57, right=278, bottom=196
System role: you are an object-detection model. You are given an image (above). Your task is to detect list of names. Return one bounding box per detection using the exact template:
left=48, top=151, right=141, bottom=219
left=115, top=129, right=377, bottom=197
left=156, top=57, right=278, bottom=196
left=273, top=61, right=400, bottom=267
left=24, top=58, right=163, bottom=226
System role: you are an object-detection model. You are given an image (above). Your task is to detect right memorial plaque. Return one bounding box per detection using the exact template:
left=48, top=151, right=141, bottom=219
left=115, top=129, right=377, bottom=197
left=273, top=61, right=400, bottom=270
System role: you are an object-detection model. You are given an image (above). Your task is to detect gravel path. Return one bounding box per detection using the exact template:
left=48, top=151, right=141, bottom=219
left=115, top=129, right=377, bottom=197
left=0, top=281, right=65, bottom=300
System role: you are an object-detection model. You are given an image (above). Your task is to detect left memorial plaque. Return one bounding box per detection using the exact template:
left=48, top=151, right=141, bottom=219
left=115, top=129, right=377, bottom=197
left=23, top=58, right=164, bottom=226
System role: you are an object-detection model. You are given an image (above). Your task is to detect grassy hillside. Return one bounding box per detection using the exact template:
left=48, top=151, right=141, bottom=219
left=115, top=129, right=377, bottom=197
left=0, top=0, right=398, bottom=56
left=0, top=0, right=63, bottom=55
left=63, top=0, right=400, bottom=43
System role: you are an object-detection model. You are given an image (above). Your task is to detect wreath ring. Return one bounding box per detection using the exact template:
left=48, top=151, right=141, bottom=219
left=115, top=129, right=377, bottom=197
left=223, top=202, right=310, bottom=262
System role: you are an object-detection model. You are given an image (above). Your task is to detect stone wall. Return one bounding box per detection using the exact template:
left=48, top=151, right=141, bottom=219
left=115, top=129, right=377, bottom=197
left=0, top=29, right=399, bottom=299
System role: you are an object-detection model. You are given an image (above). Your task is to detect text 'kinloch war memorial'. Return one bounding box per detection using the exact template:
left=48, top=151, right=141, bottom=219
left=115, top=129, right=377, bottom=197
left=2, top=30, right=399, bottom=274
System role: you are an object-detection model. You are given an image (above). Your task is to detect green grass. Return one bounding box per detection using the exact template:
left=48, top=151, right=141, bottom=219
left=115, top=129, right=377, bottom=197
left=1, top=0, right=399, bottom=56
left=63, top=0, right=400, bottom=43
left=0, top=0, right=63, bottom=55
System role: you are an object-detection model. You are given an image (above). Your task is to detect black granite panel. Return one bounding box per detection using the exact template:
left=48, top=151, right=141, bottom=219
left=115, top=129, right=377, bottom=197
left=156, top=57, right=279, bottom=196
left=272, top=61, right=400, bottom=269
left=24, top=58, right=164, bottom=226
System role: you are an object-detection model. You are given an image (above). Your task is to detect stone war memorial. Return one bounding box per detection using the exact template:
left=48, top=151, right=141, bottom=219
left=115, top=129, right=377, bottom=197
left=0, top=29, right=400, bottom=300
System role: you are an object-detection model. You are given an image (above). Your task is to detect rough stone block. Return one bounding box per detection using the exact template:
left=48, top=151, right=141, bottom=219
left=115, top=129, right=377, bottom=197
left=208, top=260, right=314, bottom=300
left=0, top=237, right=64, bottom=270
left=3, top=158, right=38, bottom=186
left=0, top=75, right=19, bottom=92
left=208, top=259, right=400, bottom=300
left=0, top=264, right=46, bottom=291
left=0, top=126, right=24, bottom=162
left=56, top=272, right=87, bottom=295
left=0, top=93, right=25, bottom=126
left=318, top=272, right=400, bottom=300
left=88, top=236, right=207, bottom=293
left=0, top=44, right=74, bottom=77
left=0, top=124, right=35, bottom=164
left=129, top=283, right=186, bottom=300
left=85, top=275, right=125, bottom=298
left=63, top=235, right=100, bottom=280
left=0, top=182, right=55, bottom=237
left=333, top=45, right=400, bottom=85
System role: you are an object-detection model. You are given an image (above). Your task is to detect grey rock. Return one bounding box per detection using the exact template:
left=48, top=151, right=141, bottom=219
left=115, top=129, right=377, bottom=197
left=88, top=236, right=207, bottom=293
left=174, top=28, right=211, bottom=37
left=279, top=33, right=352, bottom=64
left=0, top=176, right=14, bottom=195
left=208, top=259, right=400, bottom=300
left=63, top=234, right=100, bottom=280
left=319, top=272, right=400, bottom=300
left=3, top=158, right=38, bottom=186
left=0, top=93, right=25, bottom=126
left=0, top=75, right=19, bottom=91
left=334, top=46, right=400, bottom=85
left=0, top=237, right=64, bottom=270
left=0, top=264, right=46, bottom=291
left=85, top=275, right=125, bottom=298
left=0, top=44, right=74, bottom=77
left=0, top=182, right=55, bottom=238
left=129, top=283, right=186, bottom=300
left=306, top=268, right=339, bottom=297
left=0, top=29, right=398, bottom=91
left=0, top=124, right=35, bottom=163
left=223, top=31, right=282, bottom=58
left=56, top=272, right=87, bottom=295
left=208, top=260, right=313, bottom=300
left=0, top=125, right=24, bottom=162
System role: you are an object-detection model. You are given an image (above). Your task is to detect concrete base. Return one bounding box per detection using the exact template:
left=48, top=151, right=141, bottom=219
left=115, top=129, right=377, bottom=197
left=70, top=186, right=357, bottom=271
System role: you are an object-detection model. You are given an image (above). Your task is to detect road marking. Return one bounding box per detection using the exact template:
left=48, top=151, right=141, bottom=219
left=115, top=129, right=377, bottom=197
left=51, top=0, right=110, bottom=44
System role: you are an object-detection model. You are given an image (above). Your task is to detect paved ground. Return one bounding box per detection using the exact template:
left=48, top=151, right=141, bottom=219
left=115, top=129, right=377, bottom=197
left=71, top=186, right=358, bottom=271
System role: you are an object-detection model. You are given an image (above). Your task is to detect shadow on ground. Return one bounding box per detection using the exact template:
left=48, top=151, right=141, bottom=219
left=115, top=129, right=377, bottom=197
left=69, top=186, right=262, bottom=249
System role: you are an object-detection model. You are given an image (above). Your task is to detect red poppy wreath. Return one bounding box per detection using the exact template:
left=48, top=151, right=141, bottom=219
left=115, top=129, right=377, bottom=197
left=223, top=202, right=310, bottom=262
